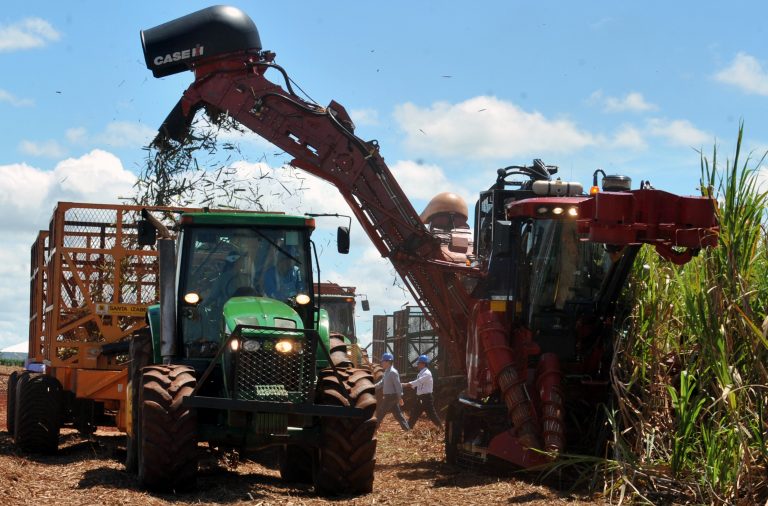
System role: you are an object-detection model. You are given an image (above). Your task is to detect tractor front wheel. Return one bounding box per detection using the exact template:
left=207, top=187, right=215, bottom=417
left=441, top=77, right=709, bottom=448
left=314, top=367, right=377, bottom=495
left=137, top=365, right=198, bottom=491
left=14, top=374, right=62, bottom=453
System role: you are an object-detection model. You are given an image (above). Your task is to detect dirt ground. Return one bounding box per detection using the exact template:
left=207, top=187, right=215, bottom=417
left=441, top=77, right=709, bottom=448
left=0, top=366, right=598, bottom=505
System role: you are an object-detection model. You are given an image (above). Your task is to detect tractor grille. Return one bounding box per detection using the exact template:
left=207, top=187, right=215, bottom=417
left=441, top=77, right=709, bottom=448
left=235, top=343, right=315, bottom=402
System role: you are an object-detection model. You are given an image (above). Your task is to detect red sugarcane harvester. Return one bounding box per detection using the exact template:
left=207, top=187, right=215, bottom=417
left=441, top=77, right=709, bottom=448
left=141, top=6, right=718, bottom=468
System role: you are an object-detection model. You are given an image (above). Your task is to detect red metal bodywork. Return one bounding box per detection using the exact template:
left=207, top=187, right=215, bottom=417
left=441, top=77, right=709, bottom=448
left=156, top=50, right=718, bottom=467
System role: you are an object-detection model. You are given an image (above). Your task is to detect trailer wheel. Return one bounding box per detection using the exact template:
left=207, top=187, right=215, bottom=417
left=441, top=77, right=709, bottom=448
left=14, top=374, right=62, bottom=454
left=279, top=444, right=315, bottom=483
left=137, top=365, right=198, bottom=491
left=125, top=329, right=152, bottom=473
left=445, top=400, right=464, bottom=466
left=314, top=367, right=377, bottom=496
left=6, top=371, right=20, bottom=434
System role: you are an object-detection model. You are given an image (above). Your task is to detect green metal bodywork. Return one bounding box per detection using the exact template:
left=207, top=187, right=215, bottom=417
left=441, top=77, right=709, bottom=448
left=183, top=211, right=312, bottom=228
left=140, top=212, right=353, bottom=450
left=146, top=301, right=330, bottom=368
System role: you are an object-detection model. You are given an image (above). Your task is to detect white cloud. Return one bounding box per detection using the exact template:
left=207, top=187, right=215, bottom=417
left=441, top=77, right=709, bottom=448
left=610, top=124, right=647, bottom=150
left=714, top=52, right=768, bottom=96
left=0, top=88, right=33, bottom=107
left=646, top=118, right=710, bottom=147
left=394, top=96, right=596, bottom=160
left=0, top=18, right=60, bottom=53
left=65, top=127, right=88, bottom=143
left=349, top=108, right=380, bottom=126
left=389, top=160, right=473, bottom=206
left=589, top=90, right=657, bottom=113
left=65, top=122, right=159, bottom=149
left=0, top=150, right=136, bottom=349
left=0, top=150, right=137, bottom=232
left=18, top=139, right=67, bottom=158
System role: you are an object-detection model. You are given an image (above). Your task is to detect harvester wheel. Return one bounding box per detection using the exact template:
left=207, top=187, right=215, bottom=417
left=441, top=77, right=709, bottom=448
left=6, top=370, right=20, bottom=434
left=278, top=444, right=315, bottom=483
left=314, top=367, right=377, bottom=496
left=137, top=364, right=198, bottom=492
left=14, top=374, right=62, bottom=454
left=125, top=329, right=152, bottom=474
left=444, top=400, right=465, bottom=466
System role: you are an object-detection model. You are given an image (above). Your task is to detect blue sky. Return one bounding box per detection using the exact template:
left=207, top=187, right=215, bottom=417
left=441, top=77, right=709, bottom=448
left=1, top=1, right=767, bottom=350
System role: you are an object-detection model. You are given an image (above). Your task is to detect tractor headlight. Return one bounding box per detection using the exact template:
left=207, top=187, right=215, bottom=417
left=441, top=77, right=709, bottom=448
left=295, top=293, right=310, bottom=305
left=184, top=292, right=201, bottom=305
left=275, top=340, right=293, bottom=353
left=230, top=339, right=240, bottom=351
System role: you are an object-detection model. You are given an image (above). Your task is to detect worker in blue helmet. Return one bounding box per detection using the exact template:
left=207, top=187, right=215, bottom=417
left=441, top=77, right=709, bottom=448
left=374, top=352, right=410, bottom=431
left=402, top=354, right=442, bottom=429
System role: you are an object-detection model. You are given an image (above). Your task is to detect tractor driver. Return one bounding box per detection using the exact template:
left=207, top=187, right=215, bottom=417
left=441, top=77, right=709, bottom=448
left=263, top=245, right=303, bottom=301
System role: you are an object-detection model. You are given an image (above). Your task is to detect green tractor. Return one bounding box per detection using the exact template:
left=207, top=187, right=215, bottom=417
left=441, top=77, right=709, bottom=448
left=126, top=209, right=377, bottom=495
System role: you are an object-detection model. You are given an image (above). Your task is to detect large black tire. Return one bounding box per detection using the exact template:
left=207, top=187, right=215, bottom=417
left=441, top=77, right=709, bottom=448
left=6, top=371, right=19, bottom=434
left=328, top=334, right=353, bottom=368
left=137, top=365, right=198, bottom=492
left=125, top=329, right=153, bottom=473
left=279, top=444, right=315, bottom=483
left=314, top=367, right=377, bottom=496
left=370, top=363, right=384, bottom=384
left=14, top=374, right=62, bottom=454
left=444, top=400, right=464, bottom=466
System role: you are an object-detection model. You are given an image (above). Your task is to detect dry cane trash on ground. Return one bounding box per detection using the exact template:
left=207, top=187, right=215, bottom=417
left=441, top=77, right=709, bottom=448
left=0, top=366, right=597, bottom=505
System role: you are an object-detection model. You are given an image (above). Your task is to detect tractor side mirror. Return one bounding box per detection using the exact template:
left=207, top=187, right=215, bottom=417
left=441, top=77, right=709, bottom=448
left=337, top=226, right=350, bottom=254
left=361, top=299, right=370, bottom=311
left=138, top=219, right=157, bottom=246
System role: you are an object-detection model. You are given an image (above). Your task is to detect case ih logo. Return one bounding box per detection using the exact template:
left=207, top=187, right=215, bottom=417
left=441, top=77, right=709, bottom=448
left=153, top=45, right=204, bottom=66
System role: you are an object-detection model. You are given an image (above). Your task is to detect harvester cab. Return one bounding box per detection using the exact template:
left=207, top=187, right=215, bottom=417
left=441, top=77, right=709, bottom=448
left=127, top=208, right=378, bottom=495
left=472, top=161, right=631, bottom=367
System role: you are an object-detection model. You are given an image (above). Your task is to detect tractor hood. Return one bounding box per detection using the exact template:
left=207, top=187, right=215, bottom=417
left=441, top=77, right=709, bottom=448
left=222, top=296, right=303, bottom=333
left=141, top=5, right=261, bottom=78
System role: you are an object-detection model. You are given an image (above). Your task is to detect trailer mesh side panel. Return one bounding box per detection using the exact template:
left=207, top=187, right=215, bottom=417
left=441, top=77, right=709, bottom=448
left=30, top=202, right=193, bottom=369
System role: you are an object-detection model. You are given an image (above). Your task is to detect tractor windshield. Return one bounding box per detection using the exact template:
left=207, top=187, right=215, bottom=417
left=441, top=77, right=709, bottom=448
left=323, top=298, right=355, bottom=339
left=178, top=226, right=310, bottom=357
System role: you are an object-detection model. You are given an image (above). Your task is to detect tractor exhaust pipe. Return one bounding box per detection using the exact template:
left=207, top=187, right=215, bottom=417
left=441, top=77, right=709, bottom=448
left=141, top=210, right=177, bottom=362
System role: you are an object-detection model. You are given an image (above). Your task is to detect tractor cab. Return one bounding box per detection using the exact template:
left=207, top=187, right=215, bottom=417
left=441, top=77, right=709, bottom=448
left=177, top=215, right=315, bottom=360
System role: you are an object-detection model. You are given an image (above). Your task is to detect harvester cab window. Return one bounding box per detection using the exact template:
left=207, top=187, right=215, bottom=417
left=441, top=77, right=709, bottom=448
left=527, top=220, right=611, bottom=324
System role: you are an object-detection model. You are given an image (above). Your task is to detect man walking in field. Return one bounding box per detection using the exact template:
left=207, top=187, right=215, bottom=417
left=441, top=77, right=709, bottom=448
left=374, top=353, right=410, bottom=431
left=403, top=355, right=442, bottom=429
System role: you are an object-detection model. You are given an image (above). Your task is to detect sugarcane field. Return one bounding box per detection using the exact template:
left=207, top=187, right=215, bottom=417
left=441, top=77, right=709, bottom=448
left=2, top=3, right=768, bottom=506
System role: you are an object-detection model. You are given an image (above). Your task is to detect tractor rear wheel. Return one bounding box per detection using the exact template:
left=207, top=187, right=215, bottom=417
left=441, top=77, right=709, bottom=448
left=14, top=374, right=62, bottom=453
left=279, top=444, right=315, bottom=483
left=6, top=370, right=20, bottom=434
left=137, top=365, right=198, bottom=491
left=125, top=329, right=152, bottom=473
left=314, top=367, right=377, bottom=495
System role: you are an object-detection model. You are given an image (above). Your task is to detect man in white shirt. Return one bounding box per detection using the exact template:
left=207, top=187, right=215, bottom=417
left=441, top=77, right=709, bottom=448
left=402, top=355, right=442, bottom=429
left=374, top=352, right=410, bottom=431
